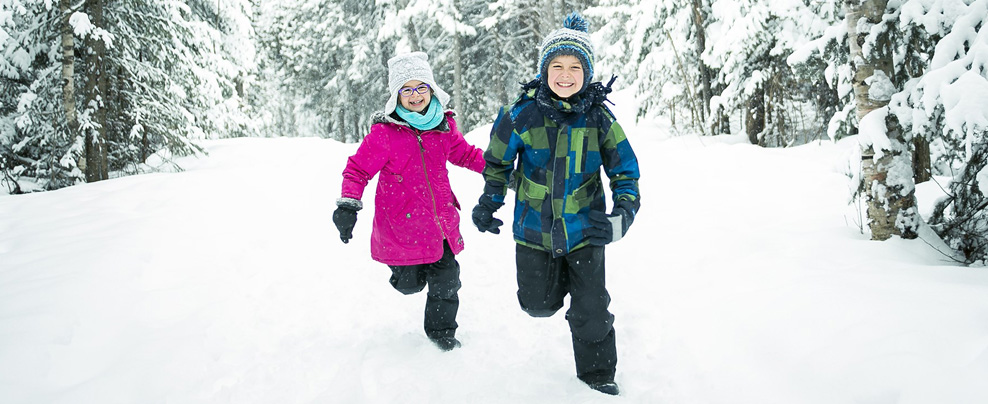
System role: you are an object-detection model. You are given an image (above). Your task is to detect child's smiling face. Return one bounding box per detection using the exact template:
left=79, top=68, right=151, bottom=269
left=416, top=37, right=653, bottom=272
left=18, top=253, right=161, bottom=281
left=546, top=55, right=584, bottom=99
left=399, top=80, right=432, bottom=112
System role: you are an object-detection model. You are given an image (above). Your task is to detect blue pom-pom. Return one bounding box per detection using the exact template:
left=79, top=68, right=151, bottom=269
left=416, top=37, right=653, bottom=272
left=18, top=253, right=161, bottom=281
left=563, top=12, right=589, bottom=32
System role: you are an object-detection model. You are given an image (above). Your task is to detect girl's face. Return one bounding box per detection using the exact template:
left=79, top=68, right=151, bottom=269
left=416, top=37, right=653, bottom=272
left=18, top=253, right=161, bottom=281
left=398, top=80, right=432, bottom=112
left=546, top=55, right=584, bottom=99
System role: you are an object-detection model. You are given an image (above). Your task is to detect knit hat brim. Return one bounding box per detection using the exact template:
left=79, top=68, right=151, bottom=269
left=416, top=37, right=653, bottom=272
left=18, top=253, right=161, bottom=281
left=539, top=47, right=593, bottom=94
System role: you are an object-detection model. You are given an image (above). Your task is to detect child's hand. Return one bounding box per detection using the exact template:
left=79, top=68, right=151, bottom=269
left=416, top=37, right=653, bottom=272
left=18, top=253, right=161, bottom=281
left=586, top=199, right=636, bottom=246
left=472, top=194, right=504, bottom=234
left=333, top=206, right=358, bottom=243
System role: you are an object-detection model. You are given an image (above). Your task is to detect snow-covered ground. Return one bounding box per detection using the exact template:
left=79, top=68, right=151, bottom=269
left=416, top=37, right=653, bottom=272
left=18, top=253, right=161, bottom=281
left=2, top=93, right=987, bottom=403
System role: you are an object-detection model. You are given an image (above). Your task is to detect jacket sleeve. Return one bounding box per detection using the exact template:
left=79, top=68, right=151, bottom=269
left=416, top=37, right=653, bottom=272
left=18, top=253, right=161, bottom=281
left=445, top=116, right=486, bottom=173
left=599, top=113, right=641, bottom=207
left=482, top=106, right=524, bottom=203
left=340, top=125, right=389, bottom=201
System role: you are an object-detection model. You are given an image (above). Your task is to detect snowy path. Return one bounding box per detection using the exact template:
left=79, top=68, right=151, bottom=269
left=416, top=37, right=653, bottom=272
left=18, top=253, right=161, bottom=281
left=2, top=127, right=987, bottom=403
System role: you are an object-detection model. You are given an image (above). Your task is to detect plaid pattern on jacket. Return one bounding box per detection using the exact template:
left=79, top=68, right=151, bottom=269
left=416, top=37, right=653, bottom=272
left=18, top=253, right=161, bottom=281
left=482, top=88, right=640, bottom=257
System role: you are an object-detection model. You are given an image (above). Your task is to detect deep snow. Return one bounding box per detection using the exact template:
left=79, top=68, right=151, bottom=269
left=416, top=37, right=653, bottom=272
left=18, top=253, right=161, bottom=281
left=2, top=94, right=987, bottom=404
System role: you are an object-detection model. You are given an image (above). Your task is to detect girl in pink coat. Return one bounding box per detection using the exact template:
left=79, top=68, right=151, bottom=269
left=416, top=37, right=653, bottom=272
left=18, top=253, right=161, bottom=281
left=332, top=52, right=485, bottom=351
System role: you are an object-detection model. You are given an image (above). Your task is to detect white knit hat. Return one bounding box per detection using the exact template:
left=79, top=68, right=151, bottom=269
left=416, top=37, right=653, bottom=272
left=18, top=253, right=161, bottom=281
left=383, top=52, right=451, bottom=115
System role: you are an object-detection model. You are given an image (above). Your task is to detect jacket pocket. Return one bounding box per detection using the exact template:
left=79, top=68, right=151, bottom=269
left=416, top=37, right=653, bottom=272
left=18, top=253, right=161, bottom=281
left=518, top=174, right=548, bottom=204
left=515, top=174, right=549, bottom=235
left=568, top=172, right=602, bottom=213
left=377, top=173, right=419, bottom=243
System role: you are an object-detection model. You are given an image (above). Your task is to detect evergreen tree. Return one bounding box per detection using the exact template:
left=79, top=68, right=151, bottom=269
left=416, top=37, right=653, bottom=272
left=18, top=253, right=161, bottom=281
left=184, top=0, right=259, bottom=140
left=704, top=0, right=843, bottom=146
left=258, top=0, right=388, bottom=142
left=467, top=0, right=548, bottom=122
left=1, top=0, right=81, bottom=191
left=2, top=0, right=258, bottom=190
left=100, top=0, right=206, bottom=173
left=889, top=0, right=984, bottom=178
left=789, top=0, right=856, bottom=143
left=378, top=0, right=478, bottom=129
left=916, top=0, right=988, bottom=263
left=594, top=0, right=700, bottom=130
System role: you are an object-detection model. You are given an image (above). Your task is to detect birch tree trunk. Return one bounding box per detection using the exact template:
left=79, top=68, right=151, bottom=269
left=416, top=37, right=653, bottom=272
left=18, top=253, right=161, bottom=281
left=846, top=0, right=919, bottom=240
left=84, top=0, right=108, bottom=181
left=61, top=0, right=81, bottom=170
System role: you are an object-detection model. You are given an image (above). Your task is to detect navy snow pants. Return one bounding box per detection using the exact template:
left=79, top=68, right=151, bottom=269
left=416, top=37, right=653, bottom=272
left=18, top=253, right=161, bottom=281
left=388, top=240, right=461, bottom=339
left=515, top=243, right=617, bottom=379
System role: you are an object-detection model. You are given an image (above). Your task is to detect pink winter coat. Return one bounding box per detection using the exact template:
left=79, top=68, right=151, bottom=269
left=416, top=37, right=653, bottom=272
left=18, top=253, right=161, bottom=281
left=340, top=111, right=486, bottom=266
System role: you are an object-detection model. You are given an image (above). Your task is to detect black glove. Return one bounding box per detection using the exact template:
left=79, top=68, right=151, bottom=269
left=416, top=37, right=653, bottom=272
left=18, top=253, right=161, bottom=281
left=472, top=194, right=504, bottom=234
left=587, top=198, right=637, bottom=246
left=333, top=198, right=362, bottom=243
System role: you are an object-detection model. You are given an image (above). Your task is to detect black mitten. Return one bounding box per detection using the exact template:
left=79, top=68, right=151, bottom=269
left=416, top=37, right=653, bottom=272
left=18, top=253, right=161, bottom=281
left=333, top=198, right=362, bottom=243
left=472, top=194, right=504, bottom=234
left=587, top=198, right=637, bottom=246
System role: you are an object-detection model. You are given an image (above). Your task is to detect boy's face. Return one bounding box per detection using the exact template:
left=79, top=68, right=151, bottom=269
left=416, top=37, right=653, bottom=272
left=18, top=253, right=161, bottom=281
left=399, top=80, right=432, bottom=112
left=546, top=55, right=584, bottom=99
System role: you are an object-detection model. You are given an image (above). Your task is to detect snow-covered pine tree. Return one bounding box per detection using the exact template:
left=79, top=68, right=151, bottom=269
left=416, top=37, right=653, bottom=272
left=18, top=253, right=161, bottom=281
left=785, top=0, right=846, bottom=143
left=889, top=0, right=985, bottom=180
left=258, top=0, right=387, bottom=142
left=251, top=1, right=300, bottom=138
left=2, top=0, right=256, bottom=190
left=593, top=0, right=711, bottom=133
left=184, top=0, right=259, bottom=140
left=704, top=0, right=839, bottom=146
left=476, top=0, right=551, bottom=109
left=790, top=1, right=858, bottom=144
left=914, top=0, right=988, bottom=263
left=378, top=0, right=478, bottom=130
left=98, top=0, right=210, bottom=174
left=1, top=0, right=82, bottom=191
left=449, top=0, right=501, bottom=130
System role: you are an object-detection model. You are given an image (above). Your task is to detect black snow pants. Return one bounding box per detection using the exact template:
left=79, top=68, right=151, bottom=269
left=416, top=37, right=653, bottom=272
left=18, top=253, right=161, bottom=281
left=388, top=240, right=461, bottom=340
left=515, top=243, right=616, bottom=380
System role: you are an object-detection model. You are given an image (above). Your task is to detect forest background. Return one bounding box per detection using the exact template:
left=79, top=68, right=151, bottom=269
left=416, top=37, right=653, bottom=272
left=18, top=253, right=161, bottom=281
left=2, top=0, right=987, bottom=260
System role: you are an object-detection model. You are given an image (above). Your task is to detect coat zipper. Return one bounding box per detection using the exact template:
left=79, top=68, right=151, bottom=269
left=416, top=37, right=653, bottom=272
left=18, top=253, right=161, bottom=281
left=550, top=122, right=569, bottom=256
left=416, top=133, right=448, bottom=241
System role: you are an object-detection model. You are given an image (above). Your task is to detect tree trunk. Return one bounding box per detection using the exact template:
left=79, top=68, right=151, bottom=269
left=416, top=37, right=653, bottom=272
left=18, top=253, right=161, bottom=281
left=913, top=136, right=931, bottom=183
left=493, top=32, right=509, bottom=106
left=61, top=0, right=81, bottom=169
left=692, top=0, right=711, bottom=127
left=711, top=106, right=730, bottom=135
left=84, top=0, right=109, bottom=181
left=453, top=24, right=466, bottom=129
left=405, top=23, right=420, bottom=52
left=745, top=86, right=765, bottom=145
left=846, top=0, right=919, bottom=240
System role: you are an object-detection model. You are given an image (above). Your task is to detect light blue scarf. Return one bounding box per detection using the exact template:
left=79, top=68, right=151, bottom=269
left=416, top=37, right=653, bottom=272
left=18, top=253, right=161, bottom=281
left=396, top=96, right=444, bottom=130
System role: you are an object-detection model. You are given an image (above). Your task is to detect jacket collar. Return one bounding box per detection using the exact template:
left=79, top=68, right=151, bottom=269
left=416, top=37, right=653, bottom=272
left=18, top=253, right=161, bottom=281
left=517, top=77, right=616, bottom=123
left=372, top=110, right=452, bottom=132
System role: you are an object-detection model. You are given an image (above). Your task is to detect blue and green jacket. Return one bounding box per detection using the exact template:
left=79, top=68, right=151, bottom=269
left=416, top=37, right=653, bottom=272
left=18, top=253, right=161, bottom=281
left=482, top=83, right=640, bottom=257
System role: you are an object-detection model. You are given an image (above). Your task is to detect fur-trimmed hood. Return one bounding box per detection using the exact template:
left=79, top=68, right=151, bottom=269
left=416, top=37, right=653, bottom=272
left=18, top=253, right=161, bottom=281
left=370, top=109, right=456, bottom=133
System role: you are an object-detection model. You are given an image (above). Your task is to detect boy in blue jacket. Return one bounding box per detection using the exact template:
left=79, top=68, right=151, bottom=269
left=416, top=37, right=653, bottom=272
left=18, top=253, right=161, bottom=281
left=471, top=13, right=641, bottom=396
